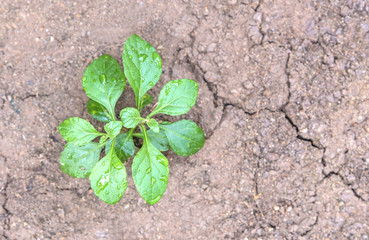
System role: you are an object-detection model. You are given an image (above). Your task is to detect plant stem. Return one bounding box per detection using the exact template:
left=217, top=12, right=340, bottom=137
left=132, top=133, right=144, bottom=138
left=139, top=124, right=150, bottom=144
left=124, top=127, right=135, bottom=139
left=110, top=113, right=116, bottom=121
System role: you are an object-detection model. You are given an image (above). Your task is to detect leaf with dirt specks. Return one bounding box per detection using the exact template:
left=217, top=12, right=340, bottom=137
left=90, top=142, right=128, bottom=204
left=87, top=99, right=112, bottom=123
left=147, top=118, right=159, bottom=133
left=83, top=54, right=125, bottom=119
left=120, top=107, right=142, bottom=128
left=58, top=117, right=104, bottom=146
left=122, top=35, right=162, bottom=111
left=147, top=128, right=170, bottom=152
left=132, top=127, right=169, bottom=205
left=104, top=121, right=123, bottom=139
left=60, top=142, right=102, bottom=178
left=105, top=132, right=135, bottom=163
left=148, top=79, right=198, bottom=117
left=160, top=120, right=204, bottom=156
left=142, top=93, right=153, bottom=107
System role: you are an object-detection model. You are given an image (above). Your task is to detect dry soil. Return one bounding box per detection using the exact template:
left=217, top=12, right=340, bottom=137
left=1, top=0, right=369, bottom=239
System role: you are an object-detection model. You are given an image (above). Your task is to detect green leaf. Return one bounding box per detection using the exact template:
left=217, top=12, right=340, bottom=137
left=142, top=93, right=153, bottom=107
left=87, top=99, right=112, bottom=123
left=132, top=127, right=169, bottom=205
left=147, top=128, right=169, bottom=151
left=104, top=121, right=123, bottom=139
left=60, top=143, right=102, bottom=178
left=99, top=135, right=108, bottom=143
left=90, top=142, right=128, bottom=205
left=147, top=118, right=159, bottom=133
left=58, top=117, right=103, bottom=146
left=148, top=79, right=198, bottom=117
left=160, top=120, right=204, bottom=156
left=120, top=107, right=142, bottom=128
left=82, top=55, right=125, bottom=119
left=122, top=34, right=162, bottom=111
left=105, top=132, right=135, bottom=163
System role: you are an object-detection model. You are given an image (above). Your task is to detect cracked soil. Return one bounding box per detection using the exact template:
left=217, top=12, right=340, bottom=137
left=1, top=0, right=369, bottom=239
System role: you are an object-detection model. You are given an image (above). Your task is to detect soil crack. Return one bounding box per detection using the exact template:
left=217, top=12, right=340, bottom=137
left=1, top=155, right=10, bottom=240
left=319, top=170, right=367, bottom=202
left=300, top=215, right=319, bottom=237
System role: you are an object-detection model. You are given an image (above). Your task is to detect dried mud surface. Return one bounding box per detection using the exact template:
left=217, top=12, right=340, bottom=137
left=1, top=0, right=369, bottom=239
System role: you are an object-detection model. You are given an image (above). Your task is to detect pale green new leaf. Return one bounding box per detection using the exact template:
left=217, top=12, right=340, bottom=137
left=148, top=79, right=198, bottom=117
left=87, top=99, right=112, bottom=123
left=82, top=55, right=125, bottom=118
left=122, top=35, right=162, bottom=111
left=160, top=120, right=204, bottom=156
left=99, top=135, right=108, bottom=143
left=120, top=107, right=142, bottom=128
left=58, top=117, right=103, bottom=146
left=147, top=118, right=159, bottom=133
left=104, top=121, right=123, bottom=139
left=60, top=143, right=102, bottom=178
left=90, top=144, right=128, bottom=205
left=105, top=132, right=135, bottom=163
left=132, top=128, right=169, bottom=205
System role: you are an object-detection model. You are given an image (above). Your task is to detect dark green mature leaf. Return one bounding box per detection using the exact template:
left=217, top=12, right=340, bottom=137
left=122, top=35, right=162, bottom=111
left=87, top=99, right=112, bottom=123
left=82, top=55, right=125, bottom=118
left=105, top=132, right=135, bottom=163
left=147, top=118, right=159, bottom=133
left=104, top=121, right=123, bottom=139
left=132, top=128, right=169, bottom=205
left=148, top=79, right=198, bottom=117
left=58, top=117, right=103, bottom=146
left=90, top=144, right=127, bottom=204
left=120, top=107, right=142, bottom=128
left=147, top=128, right=169, bottom=152
left=160, top=120, right=204, bottom=156
left=142, top=93, right=153, bottom=107
left=60, top=143, right=102, bottom=178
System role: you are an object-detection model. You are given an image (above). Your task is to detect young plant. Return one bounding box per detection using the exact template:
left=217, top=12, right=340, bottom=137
left=58, top=34, right=205, bottom=205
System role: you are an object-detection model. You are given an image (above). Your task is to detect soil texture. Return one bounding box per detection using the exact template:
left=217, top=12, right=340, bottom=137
left=1, top=0, right=369, bottom=239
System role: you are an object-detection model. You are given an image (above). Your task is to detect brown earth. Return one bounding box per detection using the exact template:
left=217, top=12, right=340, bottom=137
left=1, top=0, right=369, bottom=239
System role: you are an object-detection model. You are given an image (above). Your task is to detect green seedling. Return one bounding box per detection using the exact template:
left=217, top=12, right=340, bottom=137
left=58, top=34, right=205, bottom=205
